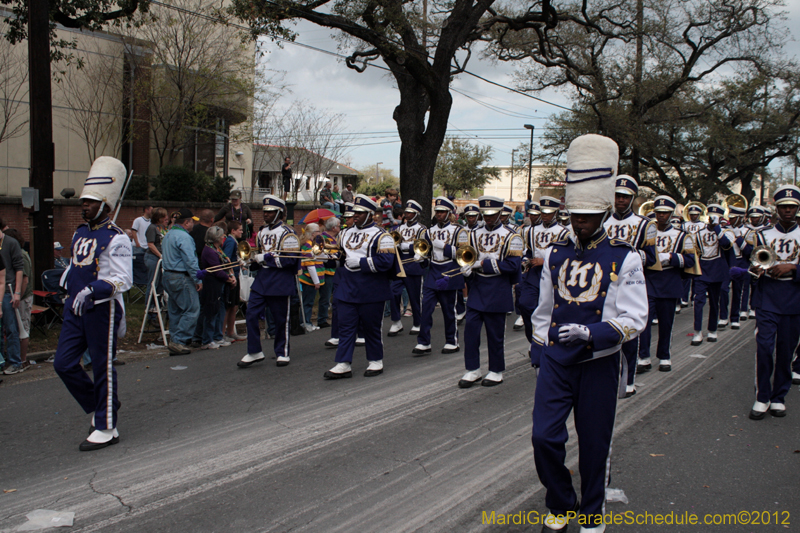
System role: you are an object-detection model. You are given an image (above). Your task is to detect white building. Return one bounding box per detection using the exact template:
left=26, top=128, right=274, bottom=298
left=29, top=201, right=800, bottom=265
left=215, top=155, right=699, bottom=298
left=483, top=164, right=567, bottom=202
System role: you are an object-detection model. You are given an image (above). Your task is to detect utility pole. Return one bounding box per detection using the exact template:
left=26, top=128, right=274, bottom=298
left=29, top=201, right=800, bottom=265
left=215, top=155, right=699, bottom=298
left=524, top=124, right=534, bottom=199
left=28, top=0, right=55, bottom=290
left=509, top=149, right=517, bottom=201
left=376, top=162, right=383, bottom=184
left=631, top=0, right=644, bottom=180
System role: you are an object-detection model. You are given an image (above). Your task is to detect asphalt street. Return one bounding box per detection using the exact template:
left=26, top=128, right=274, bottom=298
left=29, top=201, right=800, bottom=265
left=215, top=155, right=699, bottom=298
left=1, top=307, right=798, bottom=532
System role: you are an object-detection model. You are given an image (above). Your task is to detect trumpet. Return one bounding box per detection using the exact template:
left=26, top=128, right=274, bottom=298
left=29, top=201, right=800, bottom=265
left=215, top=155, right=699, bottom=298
left=749, top=245, right=777, bottom=278
left=401, top=239, right=432, bottom=263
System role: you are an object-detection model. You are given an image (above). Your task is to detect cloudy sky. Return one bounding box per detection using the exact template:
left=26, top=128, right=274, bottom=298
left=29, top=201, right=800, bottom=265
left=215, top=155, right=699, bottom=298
left=256, top=3, right=800, bottom=176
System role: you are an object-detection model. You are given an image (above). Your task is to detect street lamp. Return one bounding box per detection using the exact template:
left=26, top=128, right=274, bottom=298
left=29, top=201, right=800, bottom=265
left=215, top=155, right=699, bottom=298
left=510, top=149, right=518, bottom=201
left=524, top=124, right=535, bottom=200
left=376, top=162, right=383, bottom=184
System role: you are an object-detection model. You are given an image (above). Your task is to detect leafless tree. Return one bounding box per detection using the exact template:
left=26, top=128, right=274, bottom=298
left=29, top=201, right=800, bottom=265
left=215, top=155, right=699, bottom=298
left=56, top=43, right=127, bottom=162
left=123, top=0, right=255, bottom=170
left=0, top=24, right=29, bottom=146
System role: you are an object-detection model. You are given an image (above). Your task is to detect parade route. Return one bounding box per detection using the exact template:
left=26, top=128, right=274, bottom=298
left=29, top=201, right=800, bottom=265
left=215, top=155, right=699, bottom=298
left=1, top=310, right=798, bottom=532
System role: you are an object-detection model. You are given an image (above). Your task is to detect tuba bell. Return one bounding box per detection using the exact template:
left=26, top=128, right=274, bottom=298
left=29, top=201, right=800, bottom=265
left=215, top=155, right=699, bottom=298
left=638, top=201, right=655, bottom=219
left=682, top=201, right=708, bottom=224
left=723, top=193, right=748, bottom=219
left=238, top=240, right=253, bottom=261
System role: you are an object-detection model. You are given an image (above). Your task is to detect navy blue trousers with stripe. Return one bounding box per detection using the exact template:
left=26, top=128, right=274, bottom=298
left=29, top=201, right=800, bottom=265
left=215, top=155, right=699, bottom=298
left=463, top=309, right=506, bottom=373
left=389, top=275, right=422, bottom=326
left=719, top=281, right=730, bottom=321
left=336, top=301, right=384, bottom=363
left=754, top=309, right=798, bottom=405
left=532, top=351, right=621, bottom=526
left=639, top=297, right=677, bottom=361
left=54, top=301, right=123, bottom=430
left=693, top=280, right=721, bottom=332
left=246, top=293, right=289, bottom=357
left=417, top=286, right=457, bottom=347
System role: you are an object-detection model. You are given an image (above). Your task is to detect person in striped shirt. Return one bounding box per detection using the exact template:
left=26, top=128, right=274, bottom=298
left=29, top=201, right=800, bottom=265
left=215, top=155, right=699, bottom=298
left=299, top=223, right=324, bottom=330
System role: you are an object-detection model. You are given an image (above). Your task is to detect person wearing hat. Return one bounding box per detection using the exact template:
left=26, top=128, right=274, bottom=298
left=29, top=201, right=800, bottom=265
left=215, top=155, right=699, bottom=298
left=514, top=203, right=567, bottom=342
left=603, top=175, right=657, bottom=396
left=324, top=194, right=397, bottom=379
left=54, top=241, right=70, bottom=269
left=557, top=209, right=571, bottom=231
left=457, top=196, right=523, bottom=387
left=214, top=190, right=253, bottom=238
left=741, top=185, right=800, bottom=419
left=388, top=200, right=427, bottom=337
left=689, top=203, right=734, bottom=346
left=411, top=196, right=468, bottom=356
left=323, top=203, right=365, bottom=348
left=740, top=206, right=769, bottom=320
left=724, top=205, right=748, bottom=329
left=530, top=135, right=648, bottom=532
left=455, top=203, right=484, bottom=321
left=499, top=204, right=515, bottom=230
left=161, top=207, right=202, bottom=355
left=238, top=195, right=300, bottom=369
left=52, top=157, right=133, bottom=451
left=679, top=204, right=705, bottom=307
left=636, top=196, right=697, bottom=376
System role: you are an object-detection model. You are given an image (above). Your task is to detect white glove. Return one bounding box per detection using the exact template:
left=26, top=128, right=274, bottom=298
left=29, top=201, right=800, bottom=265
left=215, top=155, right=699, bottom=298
left=658, top=252, right=671, bottom=267
left=460, top=264, right=473, bottom=277
left=400, top=242, right=412, bottom=252
left=432, top=239, right=445, bottom=251
left=72, top=287, right=94, bottom=317
left=345, top=257, right=361, bottom=270
left=709, top=215, right=719, bottom=226
left=558, top=324, right=591, bottom=347
left=413, top=253, right=423, bottom=262
left=255, top=252, right=273, bottom=264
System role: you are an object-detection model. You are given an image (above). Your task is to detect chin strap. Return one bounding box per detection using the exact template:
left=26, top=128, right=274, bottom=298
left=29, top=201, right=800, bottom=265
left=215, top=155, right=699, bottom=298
left=93, top=201, right=106, bottom=221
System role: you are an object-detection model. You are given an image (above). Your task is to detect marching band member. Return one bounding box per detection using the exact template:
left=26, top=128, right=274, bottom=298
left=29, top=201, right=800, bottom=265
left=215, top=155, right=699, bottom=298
left=603, top=175, right=657, bottom=397
left=637, top=196, right=696, bottom=374
left=238, top=195, right=299, bottom=368
left=558, top=209, right=571, bottom=231
left=740, top=206, right=770, bottom=320
left=388, top=200, right=426, bottom=337
left=745, top=185, right=800, bottom=420
left=324, top=194, right=397, bottom=379
left=456, top=203, right=483, bottom=321
left=514, top=202, right=543, bottom=332
left=727, top=205, right=748, bottom=329
left=54, top=157, right=133, bottom=451
left=500, top=205, right=516, bottom=231
left=325, top=203, right=365, bottom=348
left=412, top=197, right=468, bottom=356
left=458, top=196, right=523, bottom=387
left=531, top=134, right=648, bottom=532
left=680, top=204, right=706, bottom=307
left=690, top=204, right=733, bottom=346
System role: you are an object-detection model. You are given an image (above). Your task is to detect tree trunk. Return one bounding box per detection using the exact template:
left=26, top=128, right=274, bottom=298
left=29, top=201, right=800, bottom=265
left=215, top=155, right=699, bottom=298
left=392, top=69, right=452, bottom=224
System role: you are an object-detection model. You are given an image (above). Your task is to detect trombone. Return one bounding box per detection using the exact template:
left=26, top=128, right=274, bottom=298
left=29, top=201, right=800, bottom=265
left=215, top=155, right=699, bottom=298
left=401, top=239, right=432, bottom=263
left=203, top=241, right=254, bottom=273
left=441, top=246, right=478, bottom=276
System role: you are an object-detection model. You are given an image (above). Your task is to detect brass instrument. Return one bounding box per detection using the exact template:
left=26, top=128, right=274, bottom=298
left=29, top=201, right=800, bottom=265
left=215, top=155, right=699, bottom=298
left=638, top=201, right=655, bottom=219
left=681, top=201, right=708, bottom=224
left=401, top=239, right=432, bottom=264
left=390, top=230, right=402, bottom=244
left=238, top=241, right=253, bottom=261
left=723, top=193, right=748, bottom=219
left=683, top=234, right=703, bottom=276
left=749, top=245, right=777, bottom=278
left=442, top=245, right=478, bottom=276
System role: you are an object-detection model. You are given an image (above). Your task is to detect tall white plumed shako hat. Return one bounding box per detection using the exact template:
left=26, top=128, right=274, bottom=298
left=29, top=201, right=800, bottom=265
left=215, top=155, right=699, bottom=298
left=564, top=134, right=618, bottom=214
left=80, top=156, right=126, bottom=207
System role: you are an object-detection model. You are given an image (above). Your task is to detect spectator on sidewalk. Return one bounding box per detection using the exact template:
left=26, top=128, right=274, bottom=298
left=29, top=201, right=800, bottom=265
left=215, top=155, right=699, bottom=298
left=161, top=208, right=201, bottom=355
left=214, top=190, right=253, bottom=238
left=332, top=185, right=343, bottom=213
left=4, top=229, right=31, bottom=365
left=319, top=182, right=335, bottom=210
left=131, top=205, right=152, bottom=252
left=54, top=242, right=70, bottom=269
left=341, top=183, right=354, bottom=204
left=299, top=223, right=323, bottom=330
left=198, top=226, right=236, bottom=349
left=144, top=207, right=168, bottom=321
left=0, top=221, right=24, bottom=375
left=222, top=220, right=245, bottom=341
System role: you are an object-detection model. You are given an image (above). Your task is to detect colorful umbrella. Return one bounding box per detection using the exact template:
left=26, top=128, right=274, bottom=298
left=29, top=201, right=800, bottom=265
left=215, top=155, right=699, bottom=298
left=299, top=208, right=340, bottom=224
